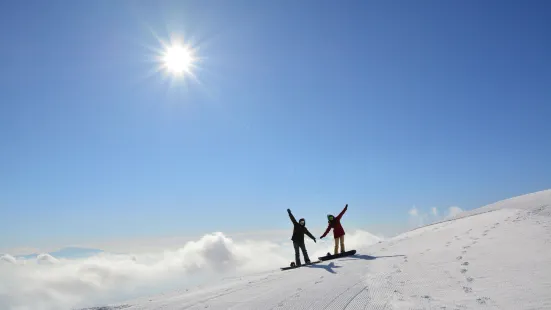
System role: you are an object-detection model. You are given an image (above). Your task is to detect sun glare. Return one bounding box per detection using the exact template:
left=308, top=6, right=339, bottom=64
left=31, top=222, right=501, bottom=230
left=161, top=43, right=195, bottom=76
left=149, top=33, right=202, bottom=88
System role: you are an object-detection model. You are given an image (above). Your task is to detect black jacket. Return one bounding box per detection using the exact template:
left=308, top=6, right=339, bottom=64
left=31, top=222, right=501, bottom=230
left=287, top=209, right=316, bottom=244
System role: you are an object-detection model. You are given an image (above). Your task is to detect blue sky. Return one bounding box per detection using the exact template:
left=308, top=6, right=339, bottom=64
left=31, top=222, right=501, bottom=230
left=1, top=0, right=551, bottom=251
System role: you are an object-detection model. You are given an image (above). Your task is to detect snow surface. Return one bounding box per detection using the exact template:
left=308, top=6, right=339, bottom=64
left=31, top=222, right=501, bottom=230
left=93, top=189, right=551, bottom=310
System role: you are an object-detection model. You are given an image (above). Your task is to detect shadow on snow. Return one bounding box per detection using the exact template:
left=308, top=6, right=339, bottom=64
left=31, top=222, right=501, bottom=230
left=305, top=262, right=341, bottom=274
left=340, top=254, right=406, bottom=261
left=304, top=254, right=406, bottom=274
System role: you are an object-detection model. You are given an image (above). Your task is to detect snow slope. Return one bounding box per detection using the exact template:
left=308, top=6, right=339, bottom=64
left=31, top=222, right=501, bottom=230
left=91, top=190, right=551, bottom=310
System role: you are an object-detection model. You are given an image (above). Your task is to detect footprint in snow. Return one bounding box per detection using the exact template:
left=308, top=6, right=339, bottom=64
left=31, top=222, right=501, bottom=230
left=477, top=297, right=491, bottom=304
left=463, top=286, right=472, bottom=293
left=460, top=269, right=468, bottom=274
left=461, top=262, right=469, bottom=266
left=456, top=256, right=463, bottom=260
left=466, top=277, right=474, bottom=282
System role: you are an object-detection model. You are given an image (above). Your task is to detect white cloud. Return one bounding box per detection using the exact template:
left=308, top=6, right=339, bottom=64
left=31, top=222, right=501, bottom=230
left=0, top=254, right=17, bottom=264
left=37, top=254, right=59, bottom=265
left=408, top=205, right=463, bottom=229
left=0, top=229, right=380, bottom=310
left=408, top=206, right=427, bottom=228
left=447, top=206, right=464, bottom=218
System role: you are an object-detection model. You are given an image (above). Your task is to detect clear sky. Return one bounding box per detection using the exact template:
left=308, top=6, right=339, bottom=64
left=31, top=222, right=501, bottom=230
left=1, top=0, right=551, bottom=251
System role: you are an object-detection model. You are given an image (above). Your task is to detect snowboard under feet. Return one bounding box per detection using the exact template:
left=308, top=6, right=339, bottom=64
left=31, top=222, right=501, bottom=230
left=318, top=249, right=356, bottom=261
left=280, top=260, right=321, bottom=271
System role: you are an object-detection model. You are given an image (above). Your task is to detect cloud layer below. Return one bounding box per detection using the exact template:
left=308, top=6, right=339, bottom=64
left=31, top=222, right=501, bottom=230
left=0, top=229, right=381, bottom=310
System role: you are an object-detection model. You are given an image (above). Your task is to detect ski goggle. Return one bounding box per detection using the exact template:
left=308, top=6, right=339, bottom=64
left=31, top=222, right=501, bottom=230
left=299, top=220, right=305, bottom=225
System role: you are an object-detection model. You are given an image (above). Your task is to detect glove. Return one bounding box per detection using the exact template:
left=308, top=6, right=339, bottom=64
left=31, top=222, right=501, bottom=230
left=287, top=209, right=291, bottom=213
left=313, top=238, right=317, bottom=243
left=319, top=236, right=324, bottom=239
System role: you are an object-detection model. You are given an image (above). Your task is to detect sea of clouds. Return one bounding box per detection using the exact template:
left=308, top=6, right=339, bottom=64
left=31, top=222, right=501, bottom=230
left=0, top=229, right=382, bottom=310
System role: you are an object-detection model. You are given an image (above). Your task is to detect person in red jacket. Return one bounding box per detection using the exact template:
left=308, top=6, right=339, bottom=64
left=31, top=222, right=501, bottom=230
left=320, top=204, right=348, bottom=255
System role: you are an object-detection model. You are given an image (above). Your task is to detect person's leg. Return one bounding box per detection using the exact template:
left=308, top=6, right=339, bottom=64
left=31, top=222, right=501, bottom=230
left=293, top=241, right=301, bottom=266
left=339, top=235, right=345, bottom=253
left=333, top=238, right=339, bottom=255
left=299, top=242, right=311, bottom=263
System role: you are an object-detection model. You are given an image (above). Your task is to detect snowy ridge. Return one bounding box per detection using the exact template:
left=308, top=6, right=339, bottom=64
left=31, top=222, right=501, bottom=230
left=96, top=190, right=551, bottom=310
left=406, top=189, right=551, bottom=233
left=453, top=189, right=551, bottom=218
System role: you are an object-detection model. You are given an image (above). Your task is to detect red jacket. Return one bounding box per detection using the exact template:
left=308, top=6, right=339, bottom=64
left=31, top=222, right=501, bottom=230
left=321, top=205, right=347, bottom=239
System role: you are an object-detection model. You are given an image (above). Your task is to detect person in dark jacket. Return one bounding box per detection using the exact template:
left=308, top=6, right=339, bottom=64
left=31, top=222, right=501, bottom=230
left=287, top=208, right=316, bottom=266
left=320, top=204, right=348, bottom=255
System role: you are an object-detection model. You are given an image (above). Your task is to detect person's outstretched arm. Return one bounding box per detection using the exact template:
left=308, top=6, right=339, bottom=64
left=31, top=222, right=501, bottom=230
left=287, top=209, right=297, bottom=224
left=336, top=204, right=348, bottom=220
left=320, top=224, right=331, bottom=239
left=304, top=228, right=316, bottom=242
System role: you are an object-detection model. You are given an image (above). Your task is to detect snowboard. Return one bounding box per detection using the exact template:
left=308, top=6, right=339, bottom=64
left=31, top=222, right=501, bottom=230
left=281, top=260, right=321, bottom=271
left=318, top=249, right=356, bottom=261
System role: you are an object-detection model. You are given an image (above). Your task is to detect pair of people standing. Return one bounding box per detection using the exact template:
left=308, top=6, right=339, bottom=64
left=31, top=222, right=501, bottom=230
left=286, top=204, right=348, bottom=266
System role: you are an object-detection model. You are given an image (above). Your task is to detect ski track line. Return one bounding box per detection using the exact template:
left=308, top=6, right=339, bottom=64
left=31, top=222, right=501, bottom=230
left=341, top=276, right=394, bottom=310
left=267, top=265, right=355, bottom=310
left=178, top=274, right=285, bottom=309
left=266, top=264, right=348, bottom=310
left=338, top=256, right=402, bottom=310
left=321, top=278, right=366, bottom=310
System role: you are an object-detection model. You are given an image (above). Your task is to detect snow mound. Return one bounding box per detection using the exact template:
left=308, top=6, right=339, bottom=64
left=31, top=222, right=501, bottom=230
left=103, top=189, right=551, bottom=310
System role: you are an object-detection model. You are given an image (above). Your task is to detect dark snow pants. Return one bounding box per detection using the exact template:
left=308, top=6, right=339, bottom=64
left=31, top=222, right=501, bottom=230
left=293, top=241, right=311, bottom=265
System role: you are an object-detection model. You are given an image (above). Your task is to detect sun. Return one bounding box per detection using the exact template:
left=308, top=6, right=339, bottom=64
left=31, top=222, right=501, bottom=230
left=161, top=43, right=196, bottom=77
left=147, top=33, right=202, bottom=88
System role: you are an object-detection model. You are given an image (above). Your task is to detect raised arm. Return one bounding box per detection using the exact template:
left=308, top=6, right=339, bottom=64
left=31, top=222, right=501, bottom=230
left=287, top=209, right=297, bottom=224
left=336, top=204, right=348, bottom=220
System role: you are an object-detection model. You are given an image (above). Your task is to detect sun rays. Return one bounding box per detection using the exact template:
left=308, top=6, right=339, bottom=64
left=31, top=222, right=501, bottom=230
left=144, top=32, right=203, bottom=92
